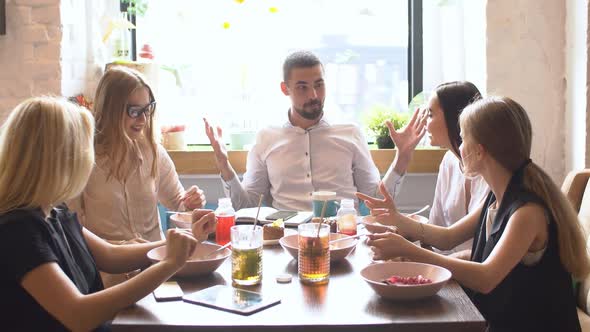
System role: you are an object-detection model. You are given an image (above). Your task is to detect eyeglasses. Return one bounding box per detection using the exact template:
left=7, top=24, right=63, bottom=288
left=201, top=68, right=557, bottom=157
left=126, top=101, right=156, bottom=119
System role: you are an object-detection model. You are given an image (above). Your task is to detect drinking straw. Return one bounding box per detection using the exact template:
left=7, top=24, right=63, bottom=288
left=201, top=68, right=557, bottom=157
left=316, top=200, right=328, bottom=238
left=252, top=194, right=264, bottom=229
left=249, top=194, right=264, bottom=247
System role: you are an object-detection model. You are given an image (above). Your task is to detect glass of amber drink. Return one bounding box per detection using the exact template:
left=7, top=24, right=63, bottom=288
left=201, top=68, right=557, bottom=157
left=298, top=223, right=330, bottom=285
left=231, top=225, right=263, bottom=286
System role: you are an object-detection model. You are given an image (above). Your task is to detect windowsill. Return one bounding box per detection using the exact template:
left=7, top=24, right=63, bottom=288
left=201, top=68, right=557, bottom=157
left=167, top=147, right=446, bottom=175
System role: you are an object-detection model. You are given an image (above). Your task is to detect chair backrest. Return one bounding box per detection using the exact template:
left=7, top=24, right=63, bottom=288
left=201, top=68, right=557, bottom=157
left=562, top=169, right=590, bottom=313
left=562, top=169, right=590, bottom=237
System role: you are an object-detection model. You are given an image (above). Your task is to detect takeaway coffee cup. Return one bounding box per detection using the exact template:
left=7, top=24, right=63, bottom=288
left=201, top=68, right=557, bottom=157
left=311, top=191, right=338, bottom=218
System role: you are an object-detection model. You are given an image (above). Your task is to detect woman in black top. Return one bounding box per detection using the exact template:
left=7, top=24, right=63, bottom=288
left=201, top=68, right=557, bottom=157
left=357, top=97, right=589, bottom=331
left=0, top=97, right=216, bottom=331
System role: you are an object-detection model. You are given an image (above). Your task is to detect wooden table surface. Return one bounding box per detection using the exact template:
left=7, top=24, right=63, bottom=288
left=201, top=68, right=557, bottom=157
left=112, top=238, right=486, bottom=332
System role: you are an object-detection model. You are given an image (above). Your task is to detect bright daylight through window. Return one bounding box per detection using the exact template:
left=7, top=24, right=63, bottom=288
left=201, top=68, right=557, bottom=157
left=135, top=0, right=409, bottom=145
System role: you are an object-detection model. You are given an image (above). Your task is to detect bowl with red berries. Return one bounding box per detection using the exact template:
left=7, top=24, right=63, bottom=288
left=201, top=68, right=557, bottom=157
left=360, top=261, right=452, bottom=300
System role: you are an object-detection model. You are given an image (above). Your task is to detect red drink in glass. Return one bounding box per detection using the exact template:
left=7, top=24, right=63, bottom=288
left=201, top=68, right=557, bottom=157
left=216, top=215, right=235, bottom=245
left=337, top=214, right=357, bottom=236
left=339, top=228, right=357, bottom=236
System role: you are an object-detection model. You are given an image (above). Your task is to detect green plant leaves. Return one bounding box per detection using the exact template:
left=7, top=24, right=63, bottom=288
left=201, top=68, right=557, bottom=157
left=121, top=0, right=148, bottom=17
left=362, top=104, right=409, bottom=139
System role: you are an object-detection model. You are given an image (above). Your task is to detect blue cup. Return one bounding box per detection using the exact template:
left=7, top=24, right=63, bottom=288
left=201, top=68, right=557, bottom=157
left=311, top=191, right=338, bottom=218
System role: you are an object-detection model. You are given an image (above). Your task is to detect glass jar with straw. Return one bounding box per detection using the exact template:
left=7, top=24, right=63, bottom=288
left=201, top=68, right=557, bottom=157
left=298, top=200, right=330, bottom=285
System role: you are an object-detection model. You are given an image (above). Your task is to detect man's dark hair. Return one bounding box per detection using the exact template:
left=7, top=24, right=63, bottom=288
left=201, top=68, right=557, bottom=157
left=282, top=51, right=323, bottom=82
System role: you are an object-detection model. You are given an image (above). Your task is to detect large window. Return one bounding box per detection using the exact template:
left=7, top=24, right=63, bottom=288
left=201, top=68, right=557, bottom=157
left=134, top=0, right=410, bottom=144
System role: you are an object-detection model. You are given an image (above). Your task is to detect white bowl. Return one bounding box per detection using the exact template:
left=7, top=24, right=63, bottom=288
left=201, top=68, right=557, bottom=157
left=360, top=261, right=452, bottom=300
left=361, top=214, right=428, bottom=234
left=147, top=242, right=230, bottom=277
left=279, top=233, right=357, bottom=262
left=170, top=212, right=192, bottom=229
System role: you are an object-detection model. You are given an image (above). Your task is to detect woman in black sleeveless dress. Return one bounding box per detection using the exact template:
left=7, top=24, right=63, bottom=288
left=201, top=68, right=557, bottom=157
left=358, top=96, right=589, bottom=331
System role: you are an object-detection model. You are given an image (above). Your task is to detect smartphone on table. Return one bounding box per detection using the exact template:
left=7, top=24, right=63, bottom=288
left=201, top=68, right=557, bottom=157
left=153, top=281, right=184, bottom=302
left=266, top=210, right=298, bottom=221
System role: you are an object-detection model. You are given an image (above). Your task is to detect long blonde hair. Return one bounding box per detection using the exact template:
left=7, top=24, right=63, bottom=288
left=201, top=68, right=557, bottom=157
left=460, top=96, right=590, bottom=279
left=0, top=97, right=95, bottom=214
left=93, top=66, right=158, bottom=181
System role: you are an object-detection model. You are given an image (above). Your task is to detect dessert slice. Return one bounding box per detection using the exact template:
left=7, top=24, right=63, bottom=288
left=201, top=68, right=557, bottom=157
left=311, top=217, right=337, bottom=233
left=263, top=218, right=285, bottom=240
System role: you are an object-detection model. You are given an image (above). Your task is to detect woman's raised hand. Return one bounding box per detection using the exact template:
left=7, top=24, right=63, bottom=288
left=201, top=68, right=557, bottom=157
left=387, top=107, right=428, bottom=175
left=190, top=209, right=217, bottom=242
left=386, top=107, right=427, bottom=155
left=356, top=182, right=402, bottom=226
left=163, top=228, right=198, bottom=269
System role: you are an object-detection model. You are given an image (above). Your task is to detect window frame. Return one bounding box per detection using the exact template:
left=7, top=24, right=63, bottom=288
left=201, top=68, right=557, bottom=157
left=0, top=0, right=5, bottom=36
left=119, top=1, right=137, bottom=61
left=408, top=0, right=423, bottom=102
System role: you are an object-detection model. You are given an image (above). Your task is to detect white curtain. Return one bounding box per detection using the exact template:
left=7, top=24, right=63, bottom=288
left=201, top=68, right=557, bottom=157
left=422, top=0, right=486, bottom=95
left=59, top=0, right=120, bottom=98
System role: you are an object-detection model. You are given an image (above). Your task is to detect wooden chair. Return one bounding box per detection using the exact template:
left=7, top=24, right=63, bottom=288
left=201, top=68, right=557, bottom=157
left=562, top=169, right=590, bottom=331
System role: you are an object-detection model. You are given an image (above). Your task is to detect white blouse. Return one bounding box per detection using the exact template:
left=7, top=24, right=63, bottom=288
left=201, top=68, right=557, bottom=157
left=69, top=143, right=185, bottom=242
left=429, top=150, right=490, bottom=253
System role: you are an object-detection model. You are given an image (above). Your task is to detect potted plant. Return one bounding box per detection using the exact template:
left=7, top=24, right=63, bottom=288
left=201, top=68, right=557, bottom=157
left=161, top=125, right=187, bottom=150
left=362, top=104, right=410, bottom=149
left=120, top=0, right=148, bottom=16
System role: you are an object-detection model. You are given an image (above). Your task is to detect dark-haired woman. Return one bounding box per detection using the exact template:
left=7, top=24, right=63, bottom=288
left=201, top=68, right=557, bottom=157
left=389, top=81, right=489, bottom=255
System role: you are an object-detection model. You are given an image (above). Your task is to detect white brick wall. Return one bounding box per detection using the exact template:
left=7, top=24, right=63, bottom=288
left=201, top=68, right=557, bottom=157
left=14, top=0, right=59, bottom=5
left=31, top=5, right=60, bottom=25
left=0, top=0, right=111, bottom=121
left=487, top=0, right=567, bottom=182
left=0, top=0, right=62, bottom=121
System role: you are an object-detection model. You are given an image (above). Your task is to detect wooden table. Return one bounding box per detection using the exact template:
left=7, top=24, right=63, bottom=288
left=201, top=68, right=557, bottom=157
left=112, top=240, right=486, bottom=332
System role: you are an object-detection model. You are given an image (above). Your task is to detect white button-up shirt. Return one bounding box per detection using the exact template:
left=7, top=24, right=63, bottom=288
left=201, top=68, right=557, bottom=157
left=223, top=119, right=403, bottom=211
left=429, top=150, right=490, bottom=252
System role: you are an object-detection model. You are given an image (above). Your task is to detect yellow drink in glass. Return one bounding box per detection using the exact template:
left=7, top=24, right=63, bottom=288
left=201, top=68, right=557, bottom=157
left=231, top=225, right=263, bottom=286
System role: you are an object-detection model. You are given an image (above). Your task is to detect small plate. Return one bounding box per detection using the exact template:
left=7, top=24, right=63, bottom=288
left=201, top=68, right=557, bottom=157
left=263, top=228, right=297, bottom=246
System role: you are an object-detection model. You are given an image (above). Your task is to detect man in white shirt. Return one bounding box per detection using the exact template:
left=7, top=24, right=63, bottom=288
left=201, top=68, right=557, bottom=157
left=204, top=50, right=425, bottom=211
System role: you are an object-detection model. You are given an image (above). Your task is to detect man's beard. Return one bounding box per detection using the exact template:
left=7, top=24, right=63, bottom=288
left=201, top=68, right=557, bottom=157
left=294, top=99, right=324, bottom=120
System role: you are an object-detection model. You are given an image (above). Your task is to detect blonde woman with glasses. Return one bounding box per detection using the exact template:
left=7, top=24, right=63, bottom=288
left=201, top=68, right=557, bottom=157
left=0, top=97, right=215, bottom=331
left=70, top=66, right=206, bottom=243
